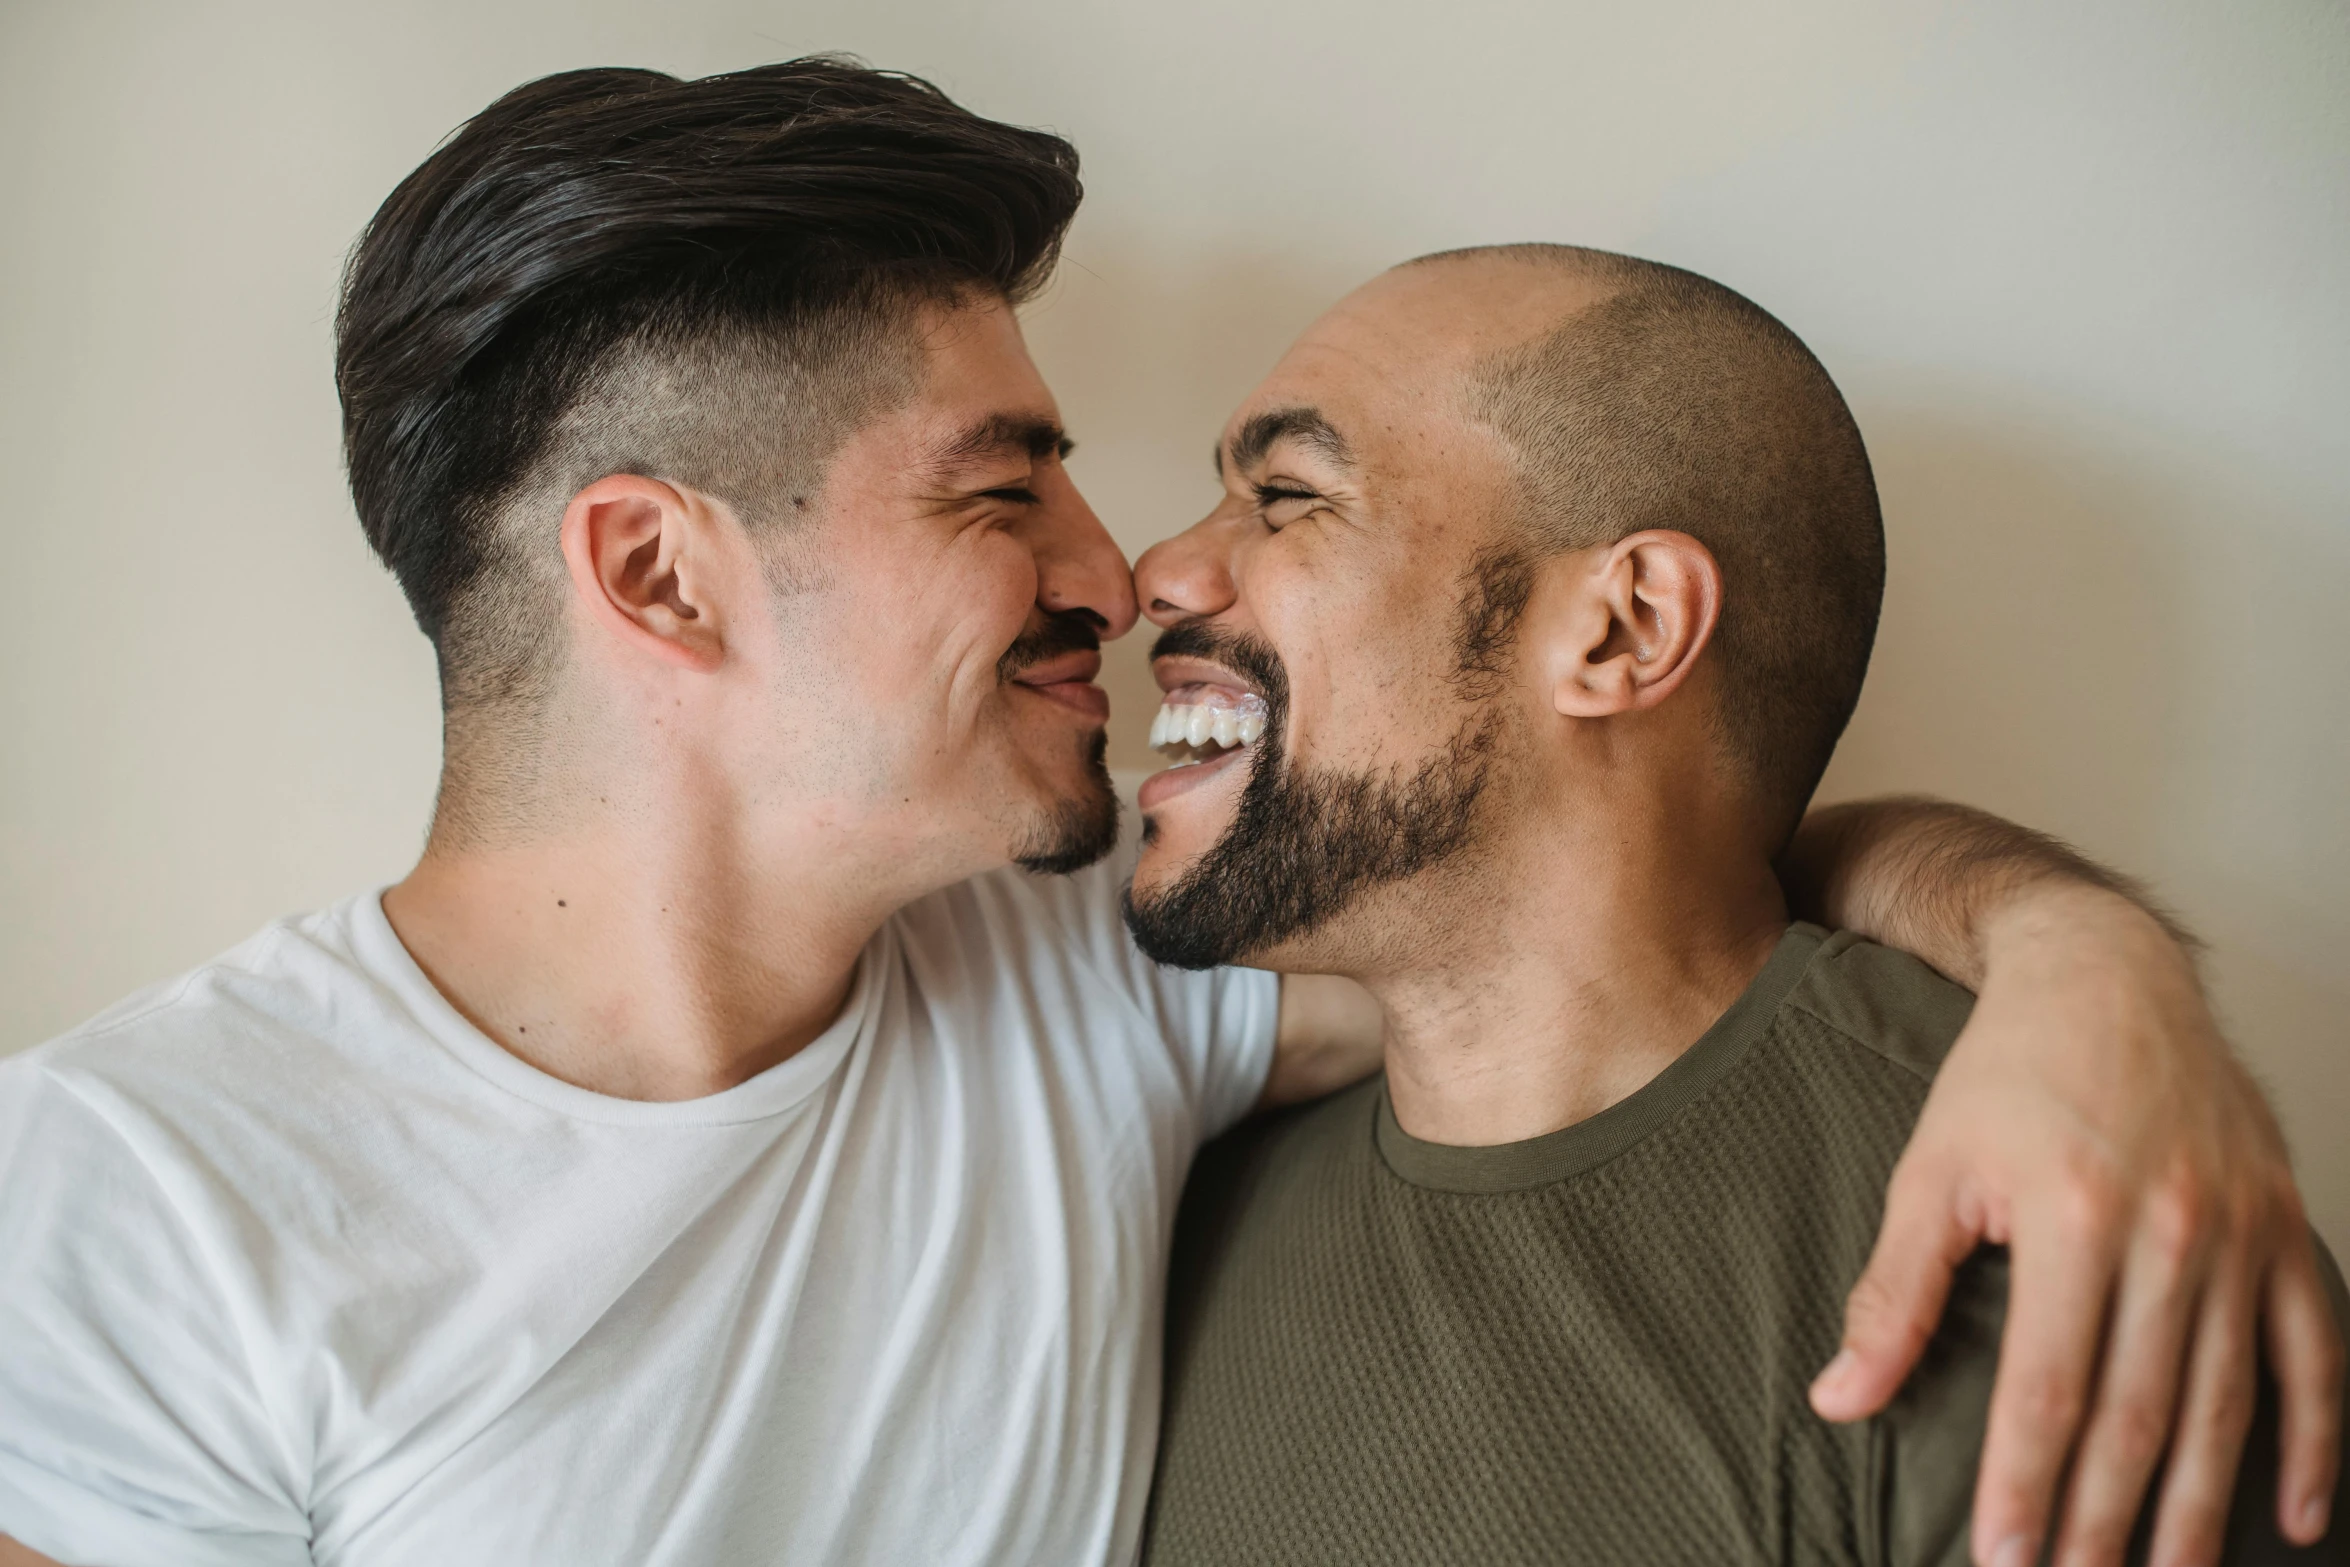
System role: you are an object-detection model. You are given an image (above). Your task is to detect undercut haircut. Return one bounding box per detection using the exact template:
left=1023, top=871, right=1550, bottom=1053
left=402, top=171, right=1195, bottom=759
left=1436, top=244, right=1885, bottom=849
left=334, top=58, right=1081, bottom=754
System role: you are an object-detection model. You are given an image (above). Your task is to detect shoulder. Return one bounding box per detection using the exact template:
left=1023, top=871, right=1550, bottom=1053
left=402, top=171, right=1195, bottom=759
left=1876, top=1246, right=2010, bottom=1567
left=0, top=975, right=316, bottom=1564
left=6, top=896, right=391, bottom=1134
left=894, top=844, right=1275, bottom=1056
left=1184, top=1077, right=1381, bottom=1222
left=1881, top=1240, right=2350, bottom=1566
left=886, top=846, right=1172, bottom=1046
left=0, top=991, right=266, bottom=1395
left=891, top=842, right=1137, bottom=985
left=1168, top=1078, right=1381, bottom=1320
left=0, top=894, right=441, bottom=1288
left=1780, top=927, right=1979, bottom=1084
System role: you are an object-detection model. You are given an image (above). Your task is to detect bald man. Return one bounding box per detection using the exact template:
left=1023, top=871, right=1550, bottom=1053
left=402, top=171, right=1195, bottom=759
left=1126, top=247, right=2350, bottom=1567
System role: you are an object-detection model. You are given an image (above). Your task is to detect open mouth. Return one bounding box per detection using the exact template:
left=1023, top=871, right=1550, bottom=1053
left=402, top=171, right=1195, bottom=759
left=1150, top=684, right=1269, bottom=769
left=1137, top=643, right=1281, bottom=816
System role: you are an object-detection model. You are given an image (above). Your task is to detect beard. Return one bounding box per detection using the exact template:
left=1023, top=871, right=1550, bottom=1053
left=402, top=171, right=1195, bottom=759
left=1012, top=726, right=1120, bottom=875
left=1122, top=619, right=1500, bottom=970
left=1003, top=611, right=1122, bottom=876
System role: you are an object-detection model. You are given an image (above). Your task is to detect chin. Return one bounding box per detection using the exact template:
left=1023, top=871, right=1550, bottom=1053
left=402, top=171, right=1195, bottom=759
left=1126, top=842, right=1180, bottom=904
left=1010, top=732, right=1120, bottom=876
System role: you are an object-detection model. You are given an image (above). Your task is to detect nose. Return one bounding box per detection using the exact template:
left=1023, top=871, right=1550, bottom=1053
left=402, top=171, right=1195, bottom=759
left=1134, top=512, right=1239, bottom=629
left=1028, top=464, right=1138, bottom=640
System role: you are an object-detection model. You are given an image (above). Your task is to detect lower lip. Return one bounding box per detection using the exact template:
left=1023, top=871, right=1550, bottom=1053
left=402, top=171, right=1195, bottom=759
left=1136, top=742, right=1251, bottom=811
left=1014, top=679, right=1111, bottom=722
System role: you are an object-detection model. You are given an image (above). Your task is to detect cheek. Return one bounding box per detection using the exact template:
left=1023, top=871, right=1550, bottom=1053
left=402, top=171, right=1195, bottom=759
left=820, top=528, right=1039, bottom=699
left=932, top=533, right=1041, bottom=685
left=1253, top=554, right=1457, bottom=765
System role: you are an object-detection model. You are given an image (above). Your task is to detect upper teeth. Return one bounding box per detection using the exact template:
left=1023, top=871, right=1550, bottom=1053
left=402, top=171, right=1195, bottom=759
left=1150, top=694, right=1268, bottom=758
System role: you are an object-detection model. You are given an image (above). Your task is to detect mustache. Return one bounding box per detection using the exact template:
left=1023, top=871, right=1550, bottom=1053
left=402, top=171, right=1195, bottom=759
left=998, top=610, right=1104, bottom=683
left=1147, top=619, right=1290, bottom=707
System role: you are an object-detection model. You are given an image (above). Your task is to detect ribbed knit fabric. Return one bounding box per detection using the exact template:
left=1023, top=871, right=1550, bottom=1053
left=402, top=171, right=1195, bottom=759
left=1143, top=925, right=2343, bottom=1567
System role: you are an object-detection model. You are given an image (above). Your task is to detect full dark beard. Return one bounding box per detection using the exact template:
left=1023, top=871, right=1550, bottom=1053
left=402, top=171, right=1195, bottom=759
left=1122, top=625, right=1498, bottom=970
left=1013, top=726, right=1121, bottom=875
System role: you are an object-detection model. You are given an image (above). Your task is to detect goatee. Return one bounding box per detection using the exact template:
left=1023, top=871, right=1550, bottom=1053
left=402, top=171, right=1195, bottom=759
left=1122, top=622, right=1496, bottom=970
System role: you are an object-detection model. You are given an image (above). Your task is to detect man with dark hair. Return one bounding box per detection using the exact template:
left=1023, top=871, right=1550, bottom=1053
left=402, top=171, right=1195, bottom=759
left=1130, top=246, right=2348, bottom=1566
left=0, top=65, right=2334, bottom=1567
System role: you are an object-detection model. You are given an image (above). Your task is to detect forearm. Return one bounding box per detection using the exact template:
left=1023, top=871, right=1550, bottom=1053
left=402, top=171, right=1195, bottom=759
left=1778, top=795, right=2195, bottom=990
left=1263, top=973, right=1386, bottom=1110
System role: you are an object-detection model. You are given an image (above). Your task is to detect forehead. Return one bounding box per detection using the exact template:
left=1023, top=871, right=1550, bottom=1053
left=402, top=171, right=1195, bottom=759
left=909, top=293, right=1056, bottom=415
left=1226, top=260, right=1612, bottom=461
left=851, top=293, right=1066, bottom=473
left=810, top=292, right=1068, bottom=516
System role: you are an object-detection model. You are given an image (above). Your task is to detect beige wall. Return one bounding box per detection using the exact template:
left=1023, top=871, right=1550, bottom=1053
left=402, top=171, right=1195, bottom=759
left=2, top=1, right=2343, bottom=1252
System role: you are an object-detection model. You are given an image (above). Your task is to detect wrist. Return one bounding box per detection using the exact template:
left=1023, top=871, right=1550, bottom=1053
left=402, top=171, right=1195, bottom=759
left=1978, top=879, right=2200, bottom=997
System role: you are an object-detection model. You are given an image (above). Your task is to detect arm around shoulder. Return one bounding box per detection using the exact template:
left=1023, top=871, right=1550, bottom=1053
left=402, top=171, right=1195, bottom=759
left=1786, top=795, right=2342, bottom=1567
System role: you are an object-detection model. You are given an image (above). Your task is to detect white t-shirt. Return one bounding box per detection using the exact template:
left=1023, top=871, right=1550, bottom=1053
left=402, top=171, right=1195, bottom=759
left=0, top=848, right=1277, bottom=1567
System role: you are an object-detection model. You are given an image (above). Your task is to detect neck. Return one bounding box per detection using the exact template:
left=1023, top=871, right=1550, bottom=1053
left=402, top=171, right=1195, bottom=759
left=1364, top=784, right=1787, bottom=1147
left=384, top=772, right=919, bottom=1103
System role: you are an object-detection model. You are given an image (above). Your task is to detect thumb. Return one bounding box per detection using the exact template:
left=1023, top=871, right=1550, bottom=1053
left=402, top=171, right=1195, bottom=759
left=1813, top=1158, right=1980, bottom=1422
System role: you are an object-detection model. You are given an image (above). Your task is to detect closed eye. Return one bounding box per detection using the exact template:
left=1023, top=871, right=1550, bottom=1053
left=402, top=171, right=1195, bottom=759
left=1253, top=481, right=1325, bottom=529
left=980, top=485, right=1041, bottom=505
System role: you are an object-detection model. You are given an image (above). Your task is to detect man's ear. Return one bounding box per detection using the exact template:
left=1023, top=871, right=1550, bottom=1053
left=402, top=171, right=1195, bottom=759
left=1536, top=529, right=1723, bottom=718
left=558, top=474, right=727, bottom=672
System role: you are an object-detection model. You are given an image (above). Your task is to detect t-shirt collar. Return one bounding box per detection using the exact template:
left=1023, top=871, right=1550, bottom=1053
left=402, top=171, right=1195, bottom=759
left=1374, top=923, right=1828, bottom=1193
left=346, top=888, right=881, bottom=1127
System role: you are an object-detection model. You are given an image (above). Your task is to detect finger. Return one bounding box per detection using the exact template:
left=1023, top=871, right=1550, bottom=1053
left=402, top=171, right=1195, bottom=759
left=2264, top=1234, right=2345, bottom=1545
left=2047, top=1189, right=2204, bottom=1567
left=1812, top=1155, right=1980, bottom=1422
left=2144, top=1244, right=2259, bottom=1567
left=1972, top=1195, right=2126, bottom=1567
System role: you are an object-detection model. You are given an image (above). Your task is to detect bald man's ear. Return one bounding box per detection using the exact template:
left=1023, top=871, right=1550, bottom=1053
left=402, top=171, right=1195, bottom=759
left=1533, top=530, right=1722, bottom=719
left=559, top=474, right=728, bottom=672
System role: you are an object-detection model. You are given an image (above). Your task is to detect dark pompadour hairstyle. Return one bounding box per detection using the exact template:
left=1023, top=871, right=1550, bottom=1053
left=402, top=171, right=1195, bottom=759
left=335, top=57, right=1081, bottom=715
left=1440, top=245, right=1884, bottom=848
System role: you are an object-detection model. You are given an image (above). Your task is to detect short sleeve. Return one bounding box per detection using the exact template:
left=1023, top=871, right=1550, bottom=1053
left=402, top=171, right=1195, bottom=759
left=0, top=1060, right=312, bottom=1567
left=1001, top=843, right=1280, bottom=1145
left=1148, top=957, right=1279, bottom=1143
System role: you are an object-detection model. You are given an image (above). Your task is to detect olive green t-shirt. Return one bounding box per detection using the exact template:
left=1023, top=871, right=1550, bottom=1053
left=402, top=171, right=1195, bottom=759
left=1144, top=924, right=2347, bottom=1566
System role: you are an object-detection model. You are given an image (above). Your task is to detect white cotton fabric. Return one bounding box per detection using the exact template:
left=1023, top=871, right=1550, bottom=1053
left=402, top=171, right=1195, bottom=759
left=0, top=849, right=1276, bottom=1567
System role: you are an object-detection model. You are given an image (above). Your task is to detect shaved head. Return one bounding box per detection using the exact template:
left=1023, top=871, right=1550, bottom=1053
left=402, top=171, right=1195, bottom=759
left=1415, top=244, right=1884, bottom=845
left=1124, top=243, right=1885, bottom=968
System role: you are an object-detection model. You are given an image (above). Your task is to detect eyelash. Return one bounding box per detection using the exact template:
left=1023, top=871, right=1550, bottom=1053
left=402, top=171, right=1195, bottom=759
left=1252, top=482, right=1320, bottom=528
left=978, top=444, right=1070, bottom=508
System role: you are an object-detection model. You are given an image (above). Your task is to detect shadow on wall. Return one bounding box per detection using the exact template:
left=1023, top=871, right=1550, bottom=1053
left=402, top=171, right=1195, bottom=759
left=1820, top=399, right=2350, bottom=1259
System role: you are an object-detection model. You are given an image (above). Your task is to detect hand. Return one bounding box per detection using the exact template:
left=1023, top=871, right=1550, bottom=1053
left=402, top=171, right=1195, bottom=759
left=1808, top=885, right=2343, bottom=1567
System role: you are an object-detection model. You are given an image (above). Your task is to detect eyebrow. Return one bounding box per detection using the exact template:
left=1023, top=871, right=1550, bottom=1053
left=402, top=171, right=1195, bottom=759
left=1219, top=406, right=1355, bottom=477
left=926, top=413, right=1073, bottom=476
